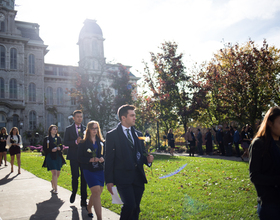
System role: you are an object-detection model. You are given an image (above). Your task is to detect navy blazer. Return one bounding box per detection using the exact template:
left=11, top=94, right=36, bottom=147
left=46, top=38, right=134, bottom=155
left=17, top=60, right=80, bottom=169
left=78, top=138, right=105, bottom=172
left=105, top=123, right=151, bottom=185
left=64, top=123, right=86, bottom=161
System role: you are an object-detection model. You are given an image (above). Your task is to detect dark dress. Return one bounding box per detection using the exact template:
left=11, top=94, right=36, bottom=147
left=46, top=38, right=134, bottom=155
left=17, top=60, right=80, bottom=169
left=8, top=135, right=21, bottom=156
left=241, top=131, right=250, bottom=149
left=0, top=133, right=8, bottom=152
left=78, top=138, right=105, bottom=188
left=167, top=133, right=175, bottom=148
left=42, top=136, right=66, bottom=171
left=249, top=138, right=280, bottom=219
left=205, top=132, right=213, bottom=153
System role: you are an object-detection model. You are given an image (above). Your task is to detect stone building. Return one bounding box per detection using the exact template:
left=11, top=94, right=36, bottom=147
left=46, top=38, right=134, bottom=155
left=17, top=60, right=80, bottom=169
left=0, top=1, right=139, bottom=144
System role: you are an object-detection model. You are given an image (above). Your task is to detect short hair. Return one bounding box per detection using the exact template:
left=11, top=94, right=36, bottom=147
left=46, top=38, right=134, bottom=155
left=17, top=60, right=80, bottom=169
left=73, top=110, right=83, bottom=117
left=198, top=129, right=200, bottom=131
left=117, top=104, right=136, bottom=121
left=233, top=126, right=237, bottom=130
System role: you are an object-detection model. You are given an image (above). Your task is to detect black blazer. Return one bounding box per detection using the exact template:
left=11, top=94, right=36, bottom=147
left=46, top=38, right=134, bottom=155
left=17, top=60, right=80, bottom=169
left=64, top=123, right=86, bottom=161
left=42, top=135, right=66, bottom=168
left=105, top=123, right=151, bottom=185
left=249, top=138, right=280, bottom=204
left=78, top=138, right=105, bottom=172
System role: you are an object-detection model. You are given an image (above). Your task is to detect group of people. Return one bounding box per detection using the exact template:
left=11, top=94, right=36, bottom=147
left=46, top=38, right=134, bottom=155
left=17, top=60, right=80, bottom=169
left=0, top=127, right=22, bottom=174
left=41, top=105, right=154, bottom=220
left=166, top=125, right=253, bottom=159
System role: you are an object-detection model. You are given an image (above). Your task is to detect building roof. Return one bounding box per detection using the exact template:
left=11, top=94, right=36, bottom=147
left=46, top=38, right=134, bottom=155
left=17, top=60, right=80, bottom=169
left=79, top=19, right=103, bottom=39
left=17, top=26, right=43, bottom=41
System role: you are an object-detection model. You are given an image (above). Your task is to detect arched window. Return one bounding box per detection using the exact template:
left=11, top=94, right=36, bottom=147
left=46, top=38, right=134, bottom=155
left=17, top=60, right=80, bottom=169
left=28, top=54, right=35, bottom=74
left=47, top=113, right=54, bottom=128
left=0, top=45, right=5, bottom=69
left=57, top=113, right=64, bottom=132
left=46, top=87, right=53, bottom=105
left=29, top=111, right=36, bottom=130
left=10, top=48, right=17, bottom=70
left=28, top=83, right=36, bottom=102
left=9, top=78, right=17, bottom=99
left=0, top=77, right=4, bottom=98
left=57, top=87, right=63, bottom=105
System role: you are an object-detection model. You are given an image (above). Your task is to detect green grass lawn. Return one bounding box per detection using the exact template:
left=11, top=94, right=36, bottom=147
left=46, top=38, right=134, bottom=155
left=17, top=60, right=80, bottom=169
left=18, top=152, right=258, bottom=219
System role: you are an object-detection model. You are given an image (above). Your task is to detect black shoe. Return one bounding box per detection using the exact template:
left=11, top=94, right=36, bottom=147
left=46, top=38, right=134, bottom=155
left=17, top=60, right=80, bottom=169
left=70, top=193, right=76, bottom=203
left=81, top=200, right=87, bottom=207
left=87, top=205, right=93, bottom=218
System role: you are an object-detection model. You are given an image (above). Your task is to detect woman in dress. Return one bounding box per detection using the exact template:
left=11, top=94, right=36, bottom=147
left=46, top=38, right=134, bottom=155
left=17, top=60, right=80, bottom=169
left=6, top=127, right=22, bottom=174
left=78, top=121, right=105, bottom=219
left=167, top=128, right=175, bottom=156
left=0, top=127, right=8, bottom=166
left=42, top=125, right=66, bottom=194
left=241, top=126, right=251, bottom=161
left=249, top=106, right=280, bottom=219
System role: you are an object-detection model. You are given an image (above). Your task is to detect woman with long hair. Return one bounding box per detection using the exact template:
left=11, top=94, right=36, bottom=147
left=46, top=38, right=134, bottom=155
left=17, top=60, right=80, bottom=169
left=78, top=121, right=105, bottom=219
left=167, top=128, right=175, bottom=156
left=6, top=127, right=22, bottom=174
left=249, top=106, right=280, bottom=219
left=0, top=127, right=8, bottom=166
left=42, top=125, right=66, bottom=194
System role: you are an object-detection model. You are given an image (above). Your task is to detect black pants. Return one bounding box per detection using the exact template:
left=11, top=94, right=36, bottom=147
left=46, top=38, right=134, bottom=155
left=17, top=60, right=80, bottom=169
left=234, top=142, right=240, bottom=157
left=189, top=144, right=195, bottom=156
left=116, top=183, right=145, bottom=220
left=70, top=160, right=87, bottom=201
left=219, top=142, right=225, bottom=155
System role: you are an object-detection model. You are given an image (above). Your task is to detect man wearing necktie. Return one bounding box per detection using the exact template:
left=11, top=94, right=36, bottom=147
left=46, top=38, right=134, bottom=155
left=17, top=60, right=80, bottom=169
left=105, top=104, right=154, bottom=220
left=64, top=110, right=87, bottom=207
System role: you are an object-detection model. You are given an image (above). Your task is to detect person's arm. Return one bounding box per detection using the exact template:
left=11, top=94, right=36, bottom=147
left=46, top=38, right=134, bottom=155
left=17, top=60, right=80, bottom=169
left=78, top=142, right=91, bottom=164
left=6, top=135, right=11, bottom=149
left=249, top=139, right=280, bottom=186
left=64, top=127, right=78, bottom=147
left=105, top=132, right=115, bottom=195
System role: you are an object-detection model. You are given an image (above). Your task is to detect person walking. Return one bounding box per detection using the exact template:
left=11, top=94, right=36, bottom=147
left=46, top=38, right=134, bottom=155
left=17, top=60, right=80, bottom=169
left=6, top=127, right=22, bottom=174
left=214, top=125, right=225, bottom=156
left=205, top=128, right=213, bottom=155
left=249, top=106, right=280, bottom=219
left=197, top=129, right=203, bottom=155
left=233, top=127, right=241, bottom=157
left=0, top=127, right=8, bottom=166
left=64, top=110, right=87, bottom=207
left=42, top=125, right=66, bottom=194
left=105, top=104, right=154, bottom=220
left=167, top=129, right=175, bottom=156
left=78, top=121, right=105, bottom=219
left=185, top=128, right=195, bottom=156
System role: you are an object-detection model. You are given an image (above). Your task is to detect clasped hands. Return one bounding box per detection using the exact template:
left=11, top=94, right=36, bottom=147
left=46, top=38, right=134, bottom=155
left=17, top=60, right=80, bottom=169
left=89, top=157, right=104, bottom=163
left=52, top=146, right=61, bottom=152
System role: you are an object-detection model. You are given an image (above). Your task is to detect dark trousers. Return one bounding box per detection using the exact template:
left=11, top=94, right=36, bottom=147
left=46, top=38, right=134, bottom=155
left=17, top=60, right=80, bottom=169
left=116, top=183, right=145, bottom=220
left=219, top=142, right=225, bottom=155
left=258, top=202, right=280, bottom=220
left=70, top=160, right=87, bottom=201
left=234, top=142, right=240, bottom=157
left=225, top=143, right=232, bottom=156
left=189, top=144, right=195, bottom=156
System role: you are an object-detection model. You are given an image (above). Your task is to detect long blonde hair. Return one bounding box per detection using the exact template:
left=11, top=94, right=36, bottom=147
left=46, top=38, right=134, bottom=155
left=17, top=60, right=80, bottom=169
left=84, top=121, right=105, bottom=142
left=1, top=127, right=7, bottom=135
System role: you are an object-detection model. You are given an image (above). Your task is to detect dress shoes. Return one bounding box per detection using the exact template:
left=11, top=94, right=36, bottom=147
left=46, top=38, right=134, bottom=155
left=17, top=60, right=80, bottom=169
left=70, top=193, right=76, bottom=203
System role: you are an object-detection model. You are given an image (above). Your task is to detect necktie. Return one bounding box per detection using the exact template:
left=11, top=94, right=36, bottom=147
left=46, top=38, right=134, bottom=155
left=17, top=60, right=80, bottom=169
left=126, top=129, right=134, bottom=148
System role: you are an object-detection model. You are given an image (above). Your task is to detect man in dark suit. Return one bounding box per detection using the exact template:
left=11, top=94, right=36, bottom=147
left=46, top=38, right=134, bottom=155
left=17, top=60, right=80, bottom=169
left=64, top=110, right=87, bottom=207
left=105, top=104, right=154, bottom=220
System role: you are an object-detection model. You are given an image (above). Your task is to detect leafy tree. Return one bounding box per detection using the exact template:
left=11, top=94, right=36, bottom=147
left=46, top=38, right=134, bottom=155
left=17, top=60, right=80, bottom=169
left=196, top=40, right=280, bottom=130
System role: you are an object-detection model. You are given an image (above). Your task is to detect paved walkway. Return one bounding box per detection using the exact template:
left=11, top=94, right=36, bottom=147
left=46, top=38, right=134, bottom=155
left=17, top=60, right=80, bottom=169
left=153, top=152, right=249, bottom=162
left=0, top=163, right=119, bottom=220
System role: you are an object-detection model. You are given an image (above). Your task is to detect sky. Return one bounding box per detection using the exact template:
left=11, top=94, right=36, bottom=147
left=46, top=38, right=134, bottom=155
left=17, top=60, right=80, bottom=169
left=14, top=0, right=280, bottom=77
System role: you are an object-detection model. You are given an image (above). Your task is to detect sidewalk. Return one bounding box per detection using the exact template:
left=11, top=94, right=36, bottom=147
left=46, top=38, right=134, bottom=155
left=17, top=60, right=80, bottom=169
left=153, top=152, right=249, bottom=162
left=0, top=163, right=119, bottom=220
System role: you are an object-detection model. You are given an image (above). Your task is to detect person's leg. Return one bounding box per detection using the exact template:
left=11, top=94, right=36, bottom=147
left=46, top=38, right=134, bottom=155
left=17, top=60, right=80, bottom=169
left=117, top=184, right=137, bottom=220
left=234, top=142, right=240, bottom=157
left=258, top=202, right=280, bottom=220
left=10, top=155, right=14, bottom=172
left=131, top=184, right=145, bottom=220
left=3, top=151, right=7, bottom=165
left=70, top=160, right=79, bottom=202
left=16, top=153, right=21, bottom=174
left=0, top=152, right=3, bottom=166
left=91, top=186, right=103, bottom=220
left=79, top=164, right=88, bottom=204
left=51, top=170, right=58, bottom=192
